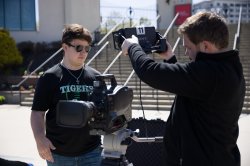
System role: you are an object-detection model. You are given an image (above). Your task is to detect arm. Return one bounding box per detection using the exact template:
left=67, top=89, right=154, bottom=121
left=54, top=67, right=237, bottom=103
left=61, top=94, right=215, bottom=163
left=30, top=111, right=55, bottom=162
left=122, top=36, right=215, bottom=100
left=121, top=35, right=175, bottom=61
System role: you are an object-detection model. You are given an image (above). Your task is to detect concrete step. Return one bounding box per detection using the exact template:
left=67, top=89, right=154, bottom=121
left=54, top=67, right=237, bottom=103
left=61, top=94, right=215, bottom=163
left=20, top=101, right=33, bottom=106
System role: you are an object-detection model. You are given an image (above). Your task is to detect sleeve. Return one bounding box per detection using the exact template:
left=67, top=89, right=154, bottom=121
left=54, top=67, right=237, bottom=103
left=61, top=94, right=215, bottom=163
left=31, top=73, right=57, bottom=111
left=128, top=44, right=216, bottom=100
left=163, top=56, right=177, bottom=64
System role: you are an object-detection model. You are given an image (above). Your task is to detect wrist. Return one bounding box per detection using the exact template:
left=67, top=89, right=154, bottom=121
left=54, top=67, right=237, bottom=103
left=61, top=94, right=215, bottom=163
left=164, top=54, right=174, bottom=61
left=163, top=55, right=177, bottom=63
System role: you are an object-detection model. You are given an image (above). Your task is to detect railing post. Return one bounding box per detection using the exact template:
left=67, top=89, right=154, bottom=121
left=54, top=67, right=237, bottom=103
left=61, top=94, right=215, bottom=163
left=233, top=7, right=242, bottom=50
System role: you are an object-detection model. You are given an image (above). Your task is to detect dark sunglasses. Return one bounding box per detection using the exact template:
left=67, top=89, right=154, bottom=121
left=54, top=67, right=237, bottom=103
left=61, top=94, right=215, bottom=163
left=66, top=42, right=91, bottom=53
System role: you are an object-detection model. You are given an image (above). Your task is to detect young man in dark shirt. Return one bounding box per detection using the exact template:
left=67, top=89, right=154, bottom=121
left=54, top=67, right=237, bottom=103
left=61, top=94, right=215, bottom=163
left=31, top=24, right=102, bottom=166
left=122, top=11, right=245, bottom=166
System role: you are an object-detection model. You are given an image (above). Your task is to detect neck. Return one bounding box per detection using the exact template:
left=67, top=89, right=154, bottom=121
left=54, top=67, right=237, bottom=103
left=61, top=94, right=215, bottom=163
left=60, top=60, right=84, bottom=70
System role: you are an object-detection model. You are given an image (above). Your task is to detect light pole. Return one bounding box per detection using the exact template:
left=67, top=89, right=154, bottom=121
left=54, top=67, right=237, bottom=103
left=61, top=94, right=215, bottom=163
left=127, top=6, right=134, bottom=27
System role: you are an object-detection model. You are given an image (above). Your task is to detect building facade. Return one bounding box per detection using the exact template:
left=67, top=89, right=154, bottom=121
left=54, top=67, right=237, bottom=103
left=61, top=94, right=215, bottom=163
left=193, top=0, right=250, bottom=24
left=0, top=0, right=100, bottom=43
left=157, top=0, right=192, bottom=30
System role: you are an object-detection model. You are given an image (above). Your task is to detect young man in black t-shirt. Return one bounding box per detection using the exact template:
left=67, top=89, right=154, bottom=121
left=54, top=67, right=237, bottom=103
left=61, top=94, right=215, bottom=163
left=31, top=24, right=102, bottom=166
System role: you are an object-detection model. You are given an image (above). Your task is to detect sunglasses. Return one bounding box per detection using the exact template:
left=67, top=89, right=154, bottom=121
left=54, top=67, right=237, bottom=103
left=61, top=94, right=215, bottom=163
left=66, top=42, right=91, bottom=53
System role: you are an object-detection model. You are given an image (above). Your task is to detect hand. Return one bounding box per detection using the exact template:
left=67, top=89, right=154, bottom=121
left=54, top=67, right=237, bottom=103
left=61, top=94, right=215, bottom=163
left=158, top=41, right=174, bottom=60
left=36, top=136, right=56, bottom=162
left=121, top=35, right=139, bottom=56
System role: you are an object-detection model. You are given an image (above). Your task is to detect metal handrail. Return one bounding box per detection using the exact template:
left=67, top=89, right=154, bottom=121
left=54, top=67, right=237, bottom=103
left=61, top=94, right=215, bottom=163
left=173, top=37, right=181, bottom=51
left=103, top=51, right=122, bottom=74
left=11, top=47, right=63, bottom=88
left=97, top=18, right=125, bottom=46
left=102, top=22, right=138, bottom=75
left=86, top=41, right=109, bottom=66
left=163, top=13, right=179, bottom=38
left=233, top=6, right=242, bottom=50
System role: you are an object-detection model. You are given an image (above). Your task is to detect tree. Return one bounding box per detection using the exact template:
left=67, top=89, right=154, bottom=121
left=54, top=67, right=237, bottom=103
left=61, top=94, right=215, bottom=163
left=0, top=29, right=23, bottom=75
left=101, top=11, right=124, bottom=33
left=139, top=17, right=152, bottom=26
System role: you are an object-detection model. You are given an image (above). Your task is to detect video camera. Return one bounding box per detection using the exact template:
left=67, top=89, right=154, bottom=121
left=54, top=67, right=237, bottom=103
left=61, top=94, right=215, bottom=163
left=56, top=74, right=133, bottom=135
left=112, top=26, right=167, bottom=54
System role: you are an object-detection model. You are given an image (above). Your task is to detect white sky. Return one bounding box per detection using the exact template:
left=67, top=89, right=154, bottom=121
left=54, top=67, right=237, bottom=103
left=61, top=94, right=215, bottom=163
left=100, top=0, right=207, bottom=26
left=101, top=0, right=206, bottom=8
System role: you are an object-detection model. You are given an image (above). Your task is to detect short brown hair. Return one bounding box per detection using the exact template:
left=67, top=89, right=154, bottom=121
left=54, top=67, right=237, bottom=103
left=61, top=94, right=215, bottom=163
left=177, top=12, right=229, bottom=49
left=61, top=24, right=92, bottom=44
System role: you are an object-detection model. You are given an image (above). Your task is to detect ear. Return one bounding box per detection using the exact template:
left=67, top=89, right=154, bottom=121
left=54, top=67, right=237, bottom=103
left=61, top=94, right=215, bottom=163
left=62, top=43, right=68, bottom=50
left=200, top=41, right=216, bottom=53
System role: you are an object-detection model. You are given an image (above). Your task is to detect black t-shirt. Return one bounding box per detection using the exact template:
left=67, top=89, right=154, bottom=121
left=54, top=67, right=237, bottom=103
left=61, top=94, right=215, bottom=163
left=32, top=63, right=101, bottom=156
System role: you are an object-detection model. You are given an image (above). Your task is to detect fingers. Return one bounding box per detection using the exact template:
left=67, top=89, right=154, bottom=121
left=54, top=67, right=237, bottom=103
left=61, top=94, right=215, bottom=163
left=121, top=35, right=139, bottom=56
left=157, top=41, right=174, bottom=60
left=121, top=40, right=129, bottom=56
left=39, top=150, right=54, bottom=163
left=131, top=35, right=139, bottom=43
left=37, top=137, right=56, bottom=163
left=50, top=142, right=56, bottom=150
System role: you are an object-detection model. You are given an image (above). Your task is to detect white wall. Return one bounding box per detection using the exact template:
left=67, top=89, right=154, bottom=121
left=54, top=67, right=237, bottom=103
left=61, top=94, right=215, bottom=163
left=157, top=0, right=175, bottom=30
left=64, top=0, right=100, bottom=31
left=10, top=0, right=100, bottom=43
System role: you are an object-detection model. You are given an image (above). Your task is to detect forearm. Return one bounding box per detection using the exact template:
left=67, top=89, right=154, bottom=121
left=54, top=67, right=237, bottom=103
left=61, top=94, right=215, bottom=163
left=30, top=111, right=46, bottom=142
left=30, top=111, right=55, bottom=162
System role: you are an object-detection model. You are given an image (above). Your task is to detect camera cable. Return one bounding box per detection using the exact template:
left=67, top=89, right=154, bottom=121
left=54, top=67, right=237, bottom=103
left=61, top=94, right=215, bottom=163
left=139, top=79, right=149, bottom=139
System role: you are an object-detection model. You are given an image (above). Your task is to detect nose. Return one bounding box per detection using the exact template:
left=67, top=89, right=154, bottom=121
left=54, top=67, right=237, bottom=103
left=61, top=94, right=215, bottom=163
left=80, top=49, right=87, bottom=54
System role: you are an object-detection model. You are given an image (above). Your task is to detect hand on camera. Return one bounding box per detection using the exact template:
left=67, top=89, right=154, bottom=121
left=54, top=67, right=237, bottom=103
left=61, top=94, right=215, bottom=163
left=158, top=41, right=174, bottom=60
left=121, top=35, right=139, bottom=56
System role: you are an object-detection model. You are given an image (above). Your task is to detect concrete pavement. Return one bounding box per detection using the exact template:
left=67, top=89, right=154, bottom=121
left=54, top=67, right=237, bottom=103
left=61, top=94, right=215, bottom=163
left=0, top=104, right=249, bottom=166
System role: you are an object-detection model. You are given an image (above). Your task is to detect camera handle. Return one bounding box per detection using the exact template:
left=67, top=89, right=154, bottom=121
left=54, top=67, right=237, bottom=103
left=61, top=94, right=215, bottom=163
left=101, top=128, right=163, bottom=166
left=95, top=74, right=117, bottom=91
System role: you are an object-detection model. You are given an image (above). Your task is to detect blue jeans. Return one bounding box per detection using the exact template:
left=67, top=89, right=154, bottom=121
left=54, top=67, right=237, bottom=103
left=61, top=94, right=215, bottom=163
left=47, top=146, right=103, bottom=166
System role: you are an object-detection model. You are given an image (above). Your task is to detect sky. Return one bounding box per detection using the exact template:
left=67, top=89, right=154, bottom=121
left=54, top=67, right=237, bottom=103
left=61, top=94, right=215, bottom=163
left=100, top=0, right=157, bottom=25
left=100, top=0, right=206, bottom=27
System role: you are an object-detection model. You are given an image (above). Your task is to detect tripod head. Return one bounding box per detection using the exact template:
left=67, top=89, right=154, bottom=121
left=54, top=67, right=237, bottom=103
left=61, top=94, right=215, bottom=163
left=101, top=128, right=163, bottom=166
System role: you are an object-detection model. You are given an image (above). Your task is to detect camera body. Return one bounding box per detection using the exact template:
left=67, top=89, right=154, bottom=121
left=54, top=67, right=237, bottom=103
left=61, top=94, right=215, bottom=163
left=56, top=74, right=133, bottom=135
left=112, top=26, right=167, bottom=54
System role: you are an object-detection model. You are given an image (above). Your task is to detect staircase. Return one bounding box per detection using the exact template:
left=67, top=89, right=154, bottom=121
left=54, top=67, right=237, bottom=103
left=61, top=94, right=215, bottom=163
left=238, top=23, right=250, bottom=113
left=20, top=24, right=250, bottom=113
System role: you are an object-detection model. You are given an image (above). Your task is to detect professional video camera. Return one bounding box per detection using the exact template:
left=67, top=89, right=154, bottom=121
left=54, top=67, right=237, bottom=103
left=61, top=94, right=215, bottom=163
left=56, top=74, right=163, bottom=165
left=112, top=26, right=167, bottom=54
left=56, top=74, right=133, bottom=135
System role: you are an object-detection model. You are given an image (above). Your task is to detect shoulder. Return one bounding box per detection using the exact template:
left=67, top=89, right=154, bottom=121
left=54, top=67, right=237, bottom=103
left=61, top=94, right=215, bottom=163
left=44, top=64, right=62, bottom=75
left=84, top=65, right=101, bottom=76
left=38, top=64, right=62, bottom=83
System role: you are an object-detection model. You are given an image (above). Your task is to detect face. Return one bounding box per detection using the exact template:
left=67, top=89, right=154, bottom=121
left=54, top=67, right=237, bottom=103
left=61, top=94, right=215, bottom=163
left=182, top=34, right=201, bottom=61
left=63, top=39, right=90, bottom=68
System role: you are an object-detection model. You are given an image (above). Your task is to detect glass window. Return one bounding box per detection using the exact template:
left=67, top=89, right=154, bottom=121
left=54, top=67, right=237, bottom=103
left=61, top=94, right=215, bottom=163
left=21, top=0, right=36, bottom=30
left=5, top=0, right=21, bottom=30
left=0, top=0, right=36, bottom=31
left=0, top=0, right=4, bottom=27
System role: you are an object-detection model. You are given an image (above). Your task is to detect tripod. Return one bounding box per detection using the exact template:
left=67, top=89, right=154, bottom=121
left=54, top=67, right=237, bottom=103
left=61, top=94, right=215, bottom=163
left=101, top=128, right=163, bottom=166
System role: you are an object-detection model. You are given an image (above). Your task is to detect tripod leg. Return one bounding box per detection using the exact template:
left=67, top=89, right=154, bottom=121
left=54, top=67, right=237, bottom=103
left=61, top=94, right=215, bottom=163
left=121, top=155, right=133, bottom=166
left=101, top=156, right=133, bottom=166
